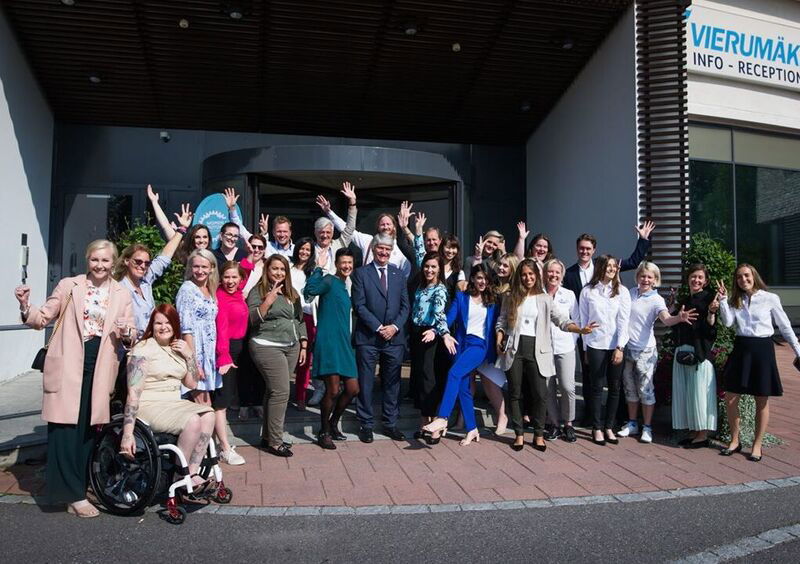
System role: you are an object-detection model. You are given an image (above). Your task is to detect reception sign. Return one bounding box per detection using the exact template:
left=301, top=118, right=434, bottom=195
left=686, top=5, right=800, bottom=92
left=193, top=193, right=241, bottom=250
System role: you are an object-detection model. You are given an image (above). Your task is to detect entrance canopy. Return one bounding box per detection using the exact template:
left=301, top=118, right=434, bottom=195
left=3, top=0, right=630, bottom=144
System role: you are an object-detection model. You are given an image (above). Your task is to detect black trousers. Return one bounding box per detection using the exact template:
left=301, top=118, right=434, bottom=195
left=587, top=347, right=623, bottom=431
left=236, top=333, right=264, bottom=408
left=577, top=336, right=593, bottom=423
left=506, top=336, right=548, bottom=437
left=46, top=337, right=100, bottom=505
left=410, top=325, right=444, bottom=417
left=213, top=338, right=244, bottom=410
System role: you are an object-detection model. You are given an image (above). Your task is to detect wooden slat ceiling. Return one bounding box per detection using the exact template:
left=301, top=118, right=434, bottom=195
left=3, top=0, right=631, bottom=144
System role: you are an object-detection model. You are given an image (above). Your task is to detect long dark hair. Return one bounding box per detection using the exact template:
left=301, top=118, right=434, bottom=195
left=588, top=254, right=620, bottom=297
left=466, top=263, right=498, bottom=306
left=258, top=254, right=300, bottom=303
left=526, top=233, right=555, bottom=262
left=441, top=234, right=463, bottom=273
left=175, top=224, right=211, bottom=265
left=141, top=303, right=181, bottom=343
left=505, top=259, right=543, bottom=329
left=413, top=252, right=445, bottom=292
left=291, top=237, right=316, bottom=277
left=730, top=263, right=768, bottom=309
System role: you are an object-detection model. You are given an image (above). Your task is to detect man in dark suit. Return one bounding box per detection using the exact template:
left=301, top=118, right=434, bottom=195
left=562, top=221, right=655, bottom=428
left=351, top=233, right=410, bottom=443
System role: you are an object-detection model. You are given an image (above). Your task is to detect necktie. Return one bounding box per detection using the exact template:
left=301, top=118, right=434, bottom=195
left=379, top=267, right=387, bottom=292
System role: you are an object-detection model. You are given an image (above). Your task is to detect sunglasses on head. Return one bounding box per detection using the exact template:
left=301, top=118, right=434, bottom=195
left=131, top=258, right=152, bottom=268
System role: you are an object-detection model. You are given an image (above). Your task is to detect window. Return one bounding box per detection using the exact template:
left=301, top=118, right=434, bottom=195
left=689, top=160, right=734, bottom=251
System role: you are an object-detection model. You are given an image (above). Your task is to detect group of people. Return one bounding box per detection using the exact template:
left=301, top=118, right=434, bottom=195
left=13, top=181, right=800, bottom=518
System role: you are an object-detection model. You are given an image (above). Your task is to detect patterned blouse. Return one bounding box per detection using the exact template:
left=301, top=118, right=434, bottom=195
left=175, top=280, right=220, bottom=391
left=412, top=283, right=449, bottom=335
left=83, top=282, right=110, bottom=338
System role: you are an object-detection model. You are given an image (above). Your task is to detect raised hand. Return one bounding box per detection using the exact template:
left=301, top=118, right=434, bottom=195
left=316, top=195, right=331, bottom=214
left=341, top=181, right=357, bottom=206
left=715, top=279, right=727, bottom=298
left=517, top=221, right=529, bottom=240
left=415, top=212, right=427, bottom=236
left=397, top=201, right=411, bottom=229
left=174, top=203, right=192, bottom=229
left=636, top=220, right=656, bottom=240
left=259, top=213, right=269, bottom=235
left=677, top=306, right=698, bottom=325
left=146, top=184, right=159, bottom=203
left=14, top=285, right=31, bottom=308
left=474, top=236, right=485, bottom=258
left=708, top=297, right=720, bottom=314
left=223, top=187, right=239, bottom=210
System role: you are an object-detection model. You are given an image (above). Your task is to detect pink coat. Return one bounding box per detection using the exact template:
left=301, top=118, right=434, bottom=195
left=26, top=275, right=133, bottom=425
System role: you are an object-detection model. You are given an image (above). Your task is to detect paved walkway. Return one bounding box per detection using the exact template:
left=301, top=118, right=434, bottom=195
left=3, top=347, right=800, bottom=508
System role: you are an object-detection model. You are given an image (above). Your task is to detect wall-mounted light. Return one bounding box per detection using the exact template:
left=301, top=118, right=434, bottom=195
left=60, top=0, right=76, bottom=6
left=520, top=100, right=531, bottom=112
left=451, top=42, right=461, bottom=53
left=178, top=18, right=190, bottom=29
left=404, top=22, right=418, bottom=36
left=88, top=73, right=102, bottom=84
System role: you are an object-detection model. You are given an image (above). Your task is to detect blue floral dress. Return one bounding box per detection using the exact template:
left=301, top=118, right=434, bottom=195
left=175, top=280, right=220, bottom=392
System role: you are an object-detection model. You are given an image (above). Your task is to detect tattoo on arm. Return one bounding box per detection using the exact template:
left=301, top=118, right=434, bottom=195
left=185, top=356, right=199, bottom=383
left=189, top=432, right=212, bottom=466
left=123, top=355, right=147, bottom=430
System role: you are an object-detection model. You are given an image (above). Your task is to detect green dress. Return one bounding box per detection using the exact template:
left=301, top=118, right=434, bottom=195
left=304, top=268, right=357, bottom=378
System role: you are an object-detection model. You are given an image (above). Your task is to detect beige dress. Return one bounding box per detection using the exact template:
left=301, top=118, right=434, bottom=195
left=130, top=339, right=212, bottom=435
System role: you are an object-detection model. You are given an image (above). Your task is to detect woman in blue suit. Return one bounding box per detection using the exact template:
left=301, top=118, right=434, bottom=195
left=422, top=263, right=499, bottom=446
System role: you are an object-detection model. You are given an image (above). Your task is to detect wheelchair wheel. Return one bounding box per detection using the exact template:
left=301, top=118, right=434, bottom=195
left=213, top=483, right=233, bottom=504
left=90, top=419, right=161, bottom=515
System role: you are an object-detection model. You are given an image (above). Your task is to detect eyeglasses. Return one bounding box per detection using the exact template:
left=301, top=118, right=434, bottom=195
left=131, top=258, right=152, bottom=268
left=251, top=245, right=265, bottom=250
left=223, top=232, right=240, bottom=240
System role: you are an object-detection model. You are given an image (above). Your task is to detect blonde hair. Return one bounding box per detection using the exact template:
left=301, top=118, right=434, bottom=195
left=497, top=252, right=519, bottom=294
left=258, top=254, right=300, bottom=303
left=113, top=243, right=151, bottom=281
left=85, top=239, right=118, bottom=268
left=184, top=249, right=219, bottom=298
left=543, top=258, right=565, bottom=276
left=635, top=261, right=662, bottom=287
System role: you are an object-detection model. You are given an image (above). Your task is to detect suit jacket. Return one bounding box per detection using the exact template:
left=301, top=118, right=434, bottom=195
left=564, top=237, right=651, bottom=302
left=446, top=291, right=500, bottom=365
left=351, top=263, right=410, bottom=347
left=494, top=293, right=574, bottom=375
left=25, top=275, right=134, bottom=425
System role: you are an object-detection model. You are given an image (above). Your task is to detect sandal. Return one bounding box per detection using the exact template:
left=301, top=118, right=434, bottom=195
left=67, top=500, right=100, bottom=518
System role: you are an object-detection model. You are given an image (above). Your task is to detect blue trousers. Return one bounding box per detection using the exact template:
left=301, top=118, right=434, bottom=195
left=437, top=335, right=486, bottom=432
left=355, top=343, right=405, bottom=429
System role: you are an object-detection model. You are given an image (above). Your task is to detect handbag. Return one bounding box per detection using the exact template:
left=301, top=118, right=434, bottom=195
left=31, top=292, right=73, bottom=371
left=675, top=350, right=698, bottom=366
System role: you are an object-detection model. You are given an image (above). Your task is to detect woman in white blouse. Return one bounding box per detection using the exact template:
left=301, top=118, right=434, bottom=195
left=497, top=259, right=596, bottom=452
left=717, top=263, right=800, bottom=462
left=579, top=255, right=631, bottom=446
left=289, top=237, right=316, bottom=411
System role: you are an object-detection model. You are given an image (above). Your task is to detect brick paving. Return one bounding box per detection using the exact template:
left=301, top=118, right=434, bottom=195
left=3, top=347, right=800, bottom=508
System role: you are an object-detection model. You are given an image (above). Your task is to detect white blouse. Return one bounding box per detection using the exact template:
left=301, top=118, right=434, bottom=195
left=720, top=290, right=800, bottom=357
left=466, top=300, right=488, bottom=339
left=627, top=288, right=668, bottom=351
left=550, top=286, right=579, bottom=355
left=518, top=296, right=539, bottom=337
left=289, top=267, right=313, bottom=315
left=579, top=282, right=631, bottom=351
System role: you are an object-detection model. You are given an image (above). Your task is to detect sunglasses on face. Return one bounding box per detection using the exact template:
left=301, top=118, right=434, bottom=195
left=251, top=245, right=265, bottom=250
left=132, top=258, right=152, bottom=268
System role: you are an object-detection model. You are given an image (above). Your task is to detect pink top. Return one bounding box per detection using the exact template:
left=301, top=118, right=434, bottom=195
left=215, top=259, right=254, bottom=367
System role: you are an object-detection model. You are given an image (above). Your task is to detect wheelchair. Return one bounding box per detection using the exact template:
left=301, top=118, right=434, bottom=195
left=89, top=414, right=233, bottom=524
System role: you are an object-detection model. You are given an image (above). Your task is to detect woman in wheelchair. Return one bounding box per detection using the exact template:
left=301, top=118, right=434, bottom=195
left=119, top=304, right=215, bottom=491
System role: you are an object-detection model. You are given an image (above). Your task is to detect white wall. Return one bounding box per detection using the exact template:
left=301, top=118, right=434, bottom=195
left=0, top=9, right=54, bottom=383
left=526, top=7, right=638, bottom=274
left=689, top=0, right=800, bottom=133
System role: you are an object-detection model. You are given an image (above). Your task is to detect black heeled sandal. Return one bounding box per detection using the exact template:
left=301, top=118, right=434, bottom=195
left=719, top=444, right=742, bottom=456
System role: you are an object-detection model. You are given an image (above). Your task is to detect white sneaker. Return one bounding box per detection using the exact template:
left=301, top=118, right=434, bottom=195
left=617, top=422, right=639, bottom=438
left=640, top=427, right=653, bottom=443
left=221, top=446, right=246, bottom=465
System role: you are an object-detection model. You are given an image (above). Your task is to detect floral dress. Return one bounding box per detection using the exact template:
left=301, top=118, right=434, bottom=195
left=175, top=280, right=220, bottom=392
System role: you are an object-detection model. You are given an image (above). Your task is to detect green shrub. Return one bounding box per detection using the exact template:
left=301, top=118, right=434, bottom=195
left=115, top=219, right=184, bottom=305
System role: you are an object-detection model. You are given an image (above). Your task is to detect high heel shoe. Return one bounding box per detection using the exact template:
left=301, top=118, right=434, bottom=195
left=592, top=431, right=606, bottom=446
left=422, top=418, right=448, bottom=435
left=719, top=444, right=742, bottom=456
left=532, top=439, right=547, bottom=452
left=511, top=437, right=524, bottom=452
left=748, top=451, right=763, bottom=462
left=604, top=430, right=619, bottom=445
left=460, top=429, right=480, bottom=446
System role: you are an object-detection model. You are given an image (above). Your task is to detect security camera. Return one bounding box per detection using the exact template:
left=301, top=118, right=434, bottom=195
left=160, top=130, right=171, bottom=143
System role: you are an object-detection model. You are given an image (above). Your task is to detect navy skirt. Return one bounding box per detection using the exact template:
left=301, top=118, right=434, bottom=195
left=723, top=336, right=782, bottom=397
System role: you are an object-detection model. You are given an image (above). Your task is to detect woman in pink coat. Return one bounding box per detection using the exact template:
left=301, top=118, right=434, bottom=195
left=15, top=239, right=134, bottom=518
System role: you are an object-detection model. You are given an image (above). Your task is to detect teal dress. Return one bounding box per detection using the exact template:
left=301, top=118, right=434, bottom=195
left=304, top=268, right=357, bottom=379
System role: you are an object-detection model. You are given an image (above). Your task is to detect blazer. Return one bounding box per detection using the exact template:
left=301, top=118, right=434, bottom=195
left=494, top=293, right=574, bottom=375
left=564, top=237, right=651, bottom=301
left=25, top=275, right=133, bottom=425
left=446, top=291, right=500, bottom=365
left=351, top=263, right=410, bottom=346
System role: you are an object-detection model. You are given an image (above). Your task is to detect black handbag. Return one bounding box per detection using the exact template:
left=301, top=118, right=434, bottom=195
left=31, top=292, right=73, bottom=371
left=675, top=350, right=698, bottom=366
